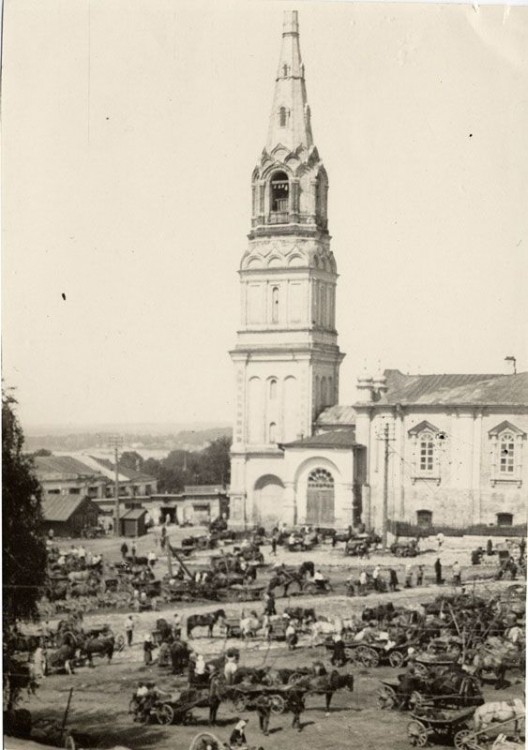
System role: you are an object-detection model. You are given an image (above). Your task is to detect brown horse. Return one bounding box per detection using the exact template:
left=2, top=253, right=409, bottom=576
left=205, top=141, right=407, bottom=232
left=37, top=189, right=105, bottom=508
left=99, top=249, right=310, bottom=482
left=294, top=669, right=354, bottom=714
left=187, top=609, right=226, bottom=639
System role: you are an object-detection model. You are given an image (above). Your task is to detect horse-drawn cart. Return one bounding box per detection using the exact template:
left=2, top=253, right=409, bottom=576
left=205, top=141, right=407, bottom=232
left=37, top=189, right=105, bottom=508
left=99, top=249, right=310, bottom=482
left=407, top=707, right=476, bottom=748
left=224, top=683, right=292, bottom=715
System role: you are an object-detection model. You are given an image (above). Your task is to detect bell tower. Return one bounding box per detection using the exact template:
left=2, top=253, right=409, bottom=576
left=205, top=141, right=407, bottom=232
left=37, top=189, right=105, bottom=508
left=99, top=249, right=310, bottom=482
left=229, top=11, right=345, bottom=528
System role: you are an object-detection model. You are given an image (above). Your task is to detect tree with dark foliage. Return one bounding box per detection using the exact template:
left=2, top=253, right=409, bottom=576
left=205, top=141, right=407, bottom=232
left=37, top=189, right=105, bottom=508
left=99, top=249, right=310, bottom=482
left=3, top=392, right=47, bottom=623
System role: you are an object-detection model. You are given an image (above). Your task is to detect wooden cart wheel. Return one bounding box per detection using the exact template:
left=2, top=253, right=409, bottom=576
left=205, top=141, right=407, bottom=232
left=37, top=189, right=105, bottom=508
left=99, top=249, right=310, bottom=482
left=232, top=695, right=247, bottom=712
left=270, top=694, right=287, bottom=715
left=355, top=646, right=380, bottom=668
left=189, top=731, right=222, bottom=750
left=454, top=729, right=477, bottom=750
left=376, top=685, right=397, bottom=709
left=388, top=650, right=405, bottom=668
left=407, top=720, right=429, bottom=747
left=156, top=703, right=174, bottom=725
left=409, top=691, right=425, bottom=710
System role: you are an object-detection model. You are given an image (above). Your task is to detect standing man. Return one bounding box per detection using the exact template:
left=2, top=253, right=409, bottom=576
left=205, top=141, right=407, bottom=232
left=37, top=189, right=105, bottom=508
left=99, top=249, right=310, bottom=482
left=125, top=614, right=135, bottom=646
left=416, top=565, right=424, bottom=587
left=120, top=541, right=129, bottom=560
left=271, top=531, right=278, bottom=556
left=405, top=563, right=413, bottom=589
left=289, top=690, right=305, bottom=732
left=255, top=694, right=271, bottom=736
left=434, top=557, right=443, bottom=585
left=452, top=560, right=462, bottom=586
left=372, top=564, right=381, bottom=591
left=143, top=634, right=155, bottom=666
left=148, top=550, right=157, bottom=568
left=172, top=613, right=182, bottom=639
left=131, top=539, right=137, bottom=562
left=389, top=568, right=399, bottom=592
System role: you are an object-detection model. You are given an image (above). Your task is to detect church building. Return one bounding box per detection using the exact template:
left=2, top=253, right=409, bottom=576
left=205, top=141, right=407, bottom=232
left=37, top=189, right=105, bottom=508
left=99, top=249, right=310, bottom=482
left=228, top=11, right=528, bottom=534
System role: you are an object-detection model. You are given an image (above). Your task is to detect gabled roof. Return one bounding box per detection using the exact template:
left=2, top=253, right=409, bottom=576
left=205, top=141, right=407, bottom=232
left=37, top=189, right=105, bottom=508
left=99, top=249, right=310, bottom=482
left=281, top=428, right=356, bottom=450
left=88, top=456, right=156, bottom=482
left=408, top=420, right=441, bottom=436
left=381, top=370, right=528, bottom=406
left=488, top=420, right=526, bottom=437
left=121, top=508, right=147, bottom=520
left=316, top=405, right=357, bottom=427
left=42, top=495, right=100, bottom=522
left=34, top=455, right=105, bottom=481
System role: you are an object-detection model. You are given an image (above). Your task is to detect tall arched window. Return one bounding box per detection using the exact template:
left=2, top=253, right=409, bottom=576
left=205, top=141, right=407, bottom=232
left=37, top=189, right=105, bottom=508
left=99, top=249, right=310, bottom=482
left=271, top=287, right=280, bottom=323
left=270, top=171, right=289, bottom=214
left=269, top=379, right=277, bottom=400
left=268, top=422, right=277, bottom=443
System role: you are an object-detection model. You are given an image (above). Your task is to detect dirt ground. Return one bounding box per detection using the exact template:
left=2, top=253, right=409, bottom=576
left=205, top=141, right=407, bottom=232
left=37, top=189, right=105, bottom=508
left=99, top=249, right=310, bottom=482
left=8, top=530, right=525, bottom=750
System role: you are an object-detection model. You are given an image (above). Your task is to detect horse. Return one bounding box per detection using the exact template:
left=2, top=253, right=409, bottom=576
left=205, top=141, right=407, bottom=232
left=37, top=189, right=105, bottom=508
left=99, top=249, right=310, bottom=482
left=67, top=570, right=92, bottom=583
left=45, top=644, right=77, bottom=675
left=187, top=609, right=226, bottom=638
left=170, top=640, right=191, bottom=675
left=473, top=700, right=525, bottom=733
left=78, top=635, right=115, bottom=666
left=294, top=670, right=354, bottom=714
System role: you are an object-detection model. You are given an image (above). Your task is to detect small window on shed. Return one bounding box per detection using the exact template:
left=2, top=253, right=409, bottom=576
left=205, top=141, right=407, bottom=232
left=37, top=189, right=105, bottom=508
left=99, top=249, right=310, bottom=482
left=496, top=512, right=513, bottom=527
left=416, top=509, right=433, bottom=528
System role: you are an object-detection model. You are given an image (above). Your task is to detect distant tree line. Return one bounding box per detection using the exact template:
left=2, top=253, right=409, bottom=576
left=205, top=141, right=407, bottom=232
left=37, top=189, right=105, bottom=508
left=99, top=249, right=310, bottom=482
left=121, top=435, right=232, bottom=493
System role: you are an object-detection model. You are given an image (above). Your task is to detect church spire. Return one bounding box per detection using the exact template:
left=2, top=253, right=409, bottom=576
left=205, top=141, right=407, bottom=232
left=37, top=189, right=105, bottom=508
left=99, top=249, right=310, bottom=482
left=266, top=11, right=313, bottom=153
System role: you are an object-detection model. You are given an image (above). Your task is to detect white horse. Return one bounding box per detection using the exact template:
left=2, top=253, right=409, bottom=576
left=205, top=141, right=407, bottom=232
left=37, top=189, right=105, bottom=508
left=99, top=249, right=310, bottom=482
left=473, top=700, right=525, bottom=734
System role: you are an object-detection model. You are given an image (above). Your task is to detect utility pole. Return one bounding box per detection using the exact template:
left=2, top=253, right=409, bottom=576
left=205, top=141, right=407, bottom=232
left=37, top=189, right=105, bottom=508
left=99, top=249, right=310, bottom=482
left=376, top=418, right=395, bottom=550
left=109, top=435, right=123, bottom=537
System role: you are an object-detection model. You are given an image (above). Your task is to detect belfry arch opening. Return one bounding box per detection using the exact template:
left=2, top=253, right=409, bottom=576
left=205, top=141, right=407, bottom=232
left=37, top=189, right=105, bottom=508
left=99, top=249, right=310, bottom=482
left=270, top=171, right=289, bottom=214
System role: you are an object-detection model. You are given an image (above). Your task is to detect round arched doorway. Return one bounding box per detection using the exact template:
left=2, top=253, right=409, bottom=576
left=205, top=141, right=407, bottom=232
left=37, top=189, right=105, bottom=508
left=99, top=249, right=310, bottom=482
left=254, top=475, right=285, bottom=527
left=306, top=468, right=335, bottom=525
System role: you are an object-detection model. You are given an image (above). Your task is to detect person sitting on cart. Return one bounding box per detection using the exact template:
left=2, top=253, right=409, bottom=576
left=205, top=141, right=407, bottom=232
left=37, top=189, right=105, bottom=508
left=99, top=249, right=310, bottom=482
left=313, top=569, right=327, bottom=590
left=229, top=718, right=248, bottom=746
left=255, top=694, right=272, bottom=736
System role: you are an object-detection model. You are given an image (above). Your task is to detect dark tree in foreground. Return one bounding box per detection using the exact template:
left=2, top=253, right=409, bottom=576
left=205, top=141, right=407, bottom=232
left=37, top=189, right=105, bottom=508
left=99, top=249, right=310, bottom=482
left=2, top=391, right=47, bottom=625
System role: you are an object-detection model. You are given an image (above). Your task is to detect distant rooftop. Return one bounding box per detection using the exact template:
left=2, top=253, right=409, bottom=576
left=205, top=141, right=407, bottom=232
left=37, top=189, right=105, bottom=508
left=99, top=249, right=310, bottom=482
left=34, top=455, right=104, bottom=480
left=282, top=428, right=357, bottom=450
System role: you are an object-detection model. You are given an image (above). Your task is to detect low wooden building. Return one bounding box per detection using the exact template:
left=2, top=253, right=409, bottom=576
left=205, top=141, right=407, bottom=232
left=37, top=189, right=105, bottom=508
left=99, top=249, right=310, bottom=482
left=42, top=495, right=101, bottom=537
left=119, top=507, right=148, bottom=537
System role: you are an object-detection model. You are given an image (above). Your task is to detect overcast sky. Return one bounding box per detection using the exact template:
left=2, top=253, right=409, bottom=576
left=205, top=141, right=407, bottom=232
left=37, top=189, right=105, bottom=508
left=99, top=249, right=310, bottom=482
left=3, top=0, right=528, bottom=430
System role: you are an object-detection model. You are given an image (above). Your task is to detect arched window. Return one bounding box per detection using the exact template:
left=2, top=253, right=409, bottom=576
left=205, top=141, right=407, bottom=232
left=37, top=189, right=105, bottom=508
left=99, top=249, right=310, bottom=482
left=268, top=422, right=277, bottom=443
left=499, top=433, right=515, bottom=474
left=269, top=379, right=277, bottom=400
left=279, top=106, right=289, bottom=127
left=271, top=287, right=280, bottom=324
left=321, top=376, right=327, bottom=407
left=308, top=468, right=334, bottom=487
left=282, top=64, right=289, bottom=77
left=270, top=171, right=289, bottom=214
